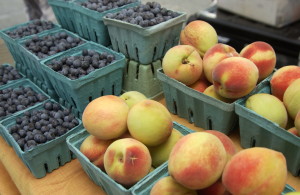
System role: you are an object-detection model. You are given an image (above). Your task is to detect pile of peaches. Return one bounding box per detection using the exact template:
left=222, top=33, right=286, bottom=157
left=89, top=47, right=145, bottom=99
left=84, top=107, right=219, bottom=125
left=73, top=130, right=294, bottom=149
left=162, top=20, right=277, bottom=102
left=79, top=91, right=183, bottom=187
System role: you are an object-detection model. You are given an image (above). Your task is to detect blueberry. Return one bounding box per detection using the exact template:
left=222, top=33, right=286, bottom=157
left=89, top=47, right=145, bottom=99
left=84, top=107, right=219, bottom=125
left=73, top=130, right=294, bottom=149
left=34, top=133, right=47, bottom=143
left=40, top=126, right=49, bottom=133
left=12, top=133, right=20, bottom=141
left=17, top=138, right=25, bottom=149
left=44, top=132, right=55, bottom=141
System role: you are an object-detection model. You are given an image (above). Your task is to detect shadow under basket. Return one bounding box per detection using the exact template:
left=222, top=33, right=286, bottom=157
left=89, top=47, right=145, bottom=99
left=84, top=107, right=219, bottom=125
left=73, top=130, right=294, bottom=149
left=66, top=121, right=194, bottom=195
left=103, top=11, right=186, bottom=64
left=235, top=80, right=300, bottom=177
left=123, top=59, right=163, bottom=100
left=0, top=99, right=83, bottom=178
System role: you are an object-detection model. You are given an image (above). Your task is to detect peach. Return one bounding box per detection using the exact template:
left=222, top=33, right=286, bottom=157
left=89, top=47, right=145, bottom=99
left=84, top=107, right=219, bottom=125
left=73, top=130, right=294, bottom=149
left=162, top=45, right=203, bottom=85
left=180, top=20, right=218, bottom=57
left=285, top=192, right=300, bottom=195
left=168, top=132, right=227, bottom=190
left=212, top=57, right=259, bottom=99
left=295, top=111, right=300, bottom=134
left=188, top=76, right=211, bottom=93
left=197, top=179, right=227, bottom=195
left=240, top=41, right=276, bottom=81
left=270, top=65, right=300, bottom=101
left=80, top=135, right=112, bottom=170
left=119, top=91, right=147, bottom=109
left=127, top=99, right=173, bottom=146
left=203, top=85, right=235, bottom=103
left=222, top=147, right=287, bottom=195
left=103, top=138, right=152, bottom=187
left=245, top=93, right=288, bottom=128
left=204, top=130, right=237, bottom=162
left=283, top=78, right=300, bottom=119
left=148, top=128, right=183, bottom=168
left=82, top=95, right=129, bottom=140
left=287, top=127, right=300, bottom=137
left=150, top=176, right=197, bottom=195
left=203, top=43, right=239, bottom=83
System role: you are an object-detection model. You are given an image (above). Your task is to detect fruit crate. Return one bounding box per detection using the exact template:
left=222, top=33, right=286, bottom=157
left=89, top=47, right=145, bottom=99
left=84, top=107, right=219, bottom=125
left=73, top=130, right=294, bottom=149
left=17, top=28, right=86, bottom=92
left=66, top=121, right=194, bottom=195
left=123, top=59, right=163, bottom=100
left=15, top=63, right=59, bottom=101
left=72, top=0, right=141, bottom=46
left=103, top=10, right=186, bottom=64
left=0, top=20, right=60, bottom=75
left=156, top=68, right=270, bottom=135
left=0, top=79, right=50, bottom=122
left=0, top=99, right=83, bottom=178
left=48, top=0, right=77, bottom=32
left=235, top=79, right=300, bottom=177
left=0, top=63, right=25, bottom=87
left=132, top=163, right=296, bottom=195
left=40, top=41, right=126, bottom=113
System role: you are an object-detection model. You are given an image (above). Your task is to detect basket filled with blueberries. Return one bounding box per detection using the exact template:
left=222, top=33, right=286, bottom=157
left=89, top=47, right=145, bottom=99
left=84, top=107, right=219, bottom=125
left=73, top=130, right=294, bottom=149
left=0, top=79, right=50, bottom=122
left=17, top=29, right=86, bottom=90
left=0, top=100, right=83, bottom=178
left=0, top=64, right=24, bottom=87
left=40, top=41, right=126, bottom=113
left=0, top=20, right=59, bottom=72
left=71, top=0, right=140, bottom=46
left=103, top=1, right=186, bottom=64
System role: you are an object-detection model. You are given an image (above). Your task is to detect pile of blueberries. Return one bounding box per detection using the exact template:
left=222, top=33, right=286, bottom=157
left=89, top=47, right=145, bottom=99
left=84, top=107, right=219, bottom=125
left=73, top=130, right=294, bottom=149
left=47, top=49, right=116, bottom=80
left=0, top=65, right=23, bottom=85
left=23, top=31, right=85, bottom=59
left=0, top=86, right=48, bottom=118
left=8, top=101, right=79, bottom=151
left=105, top=2, right=181, bottom=27
left=80, top=0, right=137, bottom=13
left=6, top=20, right=55, bottom=39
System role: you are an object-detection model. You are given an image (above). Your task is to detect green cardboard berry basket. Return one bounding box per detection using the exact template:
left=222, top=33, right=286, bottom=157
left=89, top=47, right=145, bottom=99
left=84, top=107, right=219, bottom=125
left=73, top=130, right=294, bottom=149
left=48, top=0, right=77, bottom=32
left=66, top=121, right=194, bottom=195
left=40, top=41, right=126, bottom=113
left=0, top=99, right=83, bottom=178
left=0, top=63, right=25, bottom=87
left=235, top=79, right=300, bottom=177
left=132, top=163, right=296, bottom=195
left=72, top=0, right=141, bottom=46
left=0, top=20, right=60, bottom=75
left=0, top=79, right=50, bottom=122
left=123, top=59, right=163, bottom=100
left=17, top=28, right=86, bottom=93
left=103, top=10, right=186, bottom=64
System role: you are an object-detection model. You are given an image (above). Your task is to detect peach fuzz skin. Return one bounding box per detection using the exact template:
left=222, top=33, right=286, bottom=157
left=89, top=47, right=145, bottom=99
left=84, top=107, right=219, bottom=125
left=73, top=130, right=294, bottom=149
left=188, top=77, right=211, bottom=93
left=240, top=41, right=276, bottom=81
left=80, top=135, right=112, bottom=170
left=103, top=138, right=152, bottom=187
left=212, top=57, right=259, bottom=99
left=82, top=95, right=129, bottom=140
left=180, top=20, right=218, bottom=57
left=222, top=147, right=287, bottom=195
left=127, top=99, right=173, bottom=147
left=287, top=127, right=300, bottom=137
left=283, top=78, right=300, bottom=120
left=168, top=132, right=227, bottom=190
left=204, top=130, right=237, bottom=162
left=162, top=45, right=203, bottom=86
left=295, top=111, right=300, bottom=134
left=203, top=43, right=239, bottom=83
left=203, top=85, right=235, bottom=103
left=270, top=65, right=300, bottom=101
left=197, top=179, right=227, bottom=195
left=150, top=176, right=197, bottom=195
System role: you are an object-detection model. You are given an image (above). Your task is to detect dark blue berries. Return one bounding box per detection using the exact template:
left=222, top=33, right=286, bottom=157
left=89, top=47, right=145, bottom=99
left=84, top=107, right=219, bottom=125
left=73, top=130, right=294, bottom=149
left=81, top=0, right=137, bottom=13
left=0, top=65, right=22, bottom=85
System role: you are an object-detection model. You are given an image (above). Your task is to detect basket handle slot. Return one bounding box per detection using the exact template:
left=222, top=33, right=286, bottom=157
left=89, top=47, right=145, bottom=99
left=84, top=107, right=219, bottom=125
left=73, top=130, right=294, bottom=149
left=57, top=155, right=62, bottom=166
left=44, top=163, right=49, bottom=172
left=135, top=47, right=139, bottom=62
left=101, top=89, right=104, bottom=96
left=250, top=137, right=256, bottom=147
left=188, top=108, right=194, bottom=123
left=150, top=63, right=155, bottom=76
left=93, top=30, right=98, bottom=43
left=135, top=64, right=140, bottom=80
left=207, top=117, right=213, bottom=129
left=152, top=46, right=157, bottom=62
left=125, top=44, right=130, bottom=58
left=172, top=99, right=177, bottom=114
left=112, top=84, right=115, bottom=95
